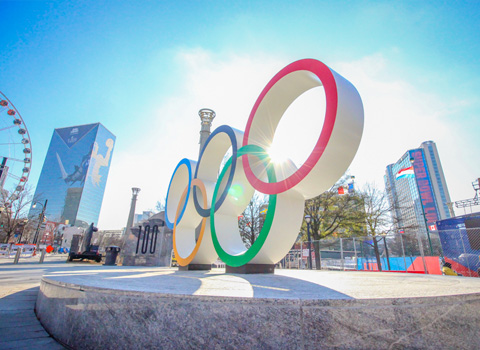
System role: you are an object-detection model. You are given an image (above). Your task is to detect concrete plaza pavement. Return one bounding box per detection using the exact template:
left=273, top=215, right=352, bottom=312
left=0, top=254, right=99, bottom=349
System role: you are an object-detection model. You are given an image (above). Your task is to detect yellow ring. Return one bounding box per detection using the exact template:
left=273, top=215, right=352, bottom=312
left=172, top=178, right=207, bottom=266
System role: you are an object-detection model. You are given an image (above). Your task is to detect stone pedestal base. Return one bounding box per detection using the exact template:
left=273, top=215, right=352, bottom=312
left=178, top=264, right=211, bottom=271
left=36, top=269, right=480, bottom=350
left=226, top=264, right=275, bottom=274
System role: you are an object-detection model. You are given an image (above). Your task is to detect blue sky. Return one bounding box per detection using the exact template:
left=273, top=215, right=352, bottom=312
left=1, top=1, right=479, bottom=229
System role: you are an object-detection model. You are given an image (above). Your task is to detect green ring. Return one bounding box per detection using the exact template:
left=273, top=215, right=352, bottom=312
left=210, top=144, right=277, bottom=267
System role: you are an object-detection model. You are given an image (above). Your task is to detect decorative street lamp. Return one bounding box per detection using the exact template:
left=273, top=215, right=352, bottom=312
left=32, top=199, right=48, bottom=247
left=410, top=157, right=434, bottom=256
left=16, top=218, right=28, bottom=243
left=305, top=214, right=313, bottom=270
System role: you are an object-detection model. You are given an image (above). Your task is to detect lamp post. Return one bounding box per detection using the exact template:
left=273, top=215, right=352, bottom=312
left=16, top=219, right=28, bottom=243
left=305, top=215, right=313, bottom=270
left=32, top=199, right=47, bottom=247
left=410, top=157, right=434, bottom=256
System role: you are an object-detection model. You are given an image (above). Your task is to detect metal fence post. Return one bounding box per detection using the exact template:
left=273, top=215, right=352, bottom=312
left=340, top=238, right=345, bottom=271
left=459, top=229, right=472, bottom=276
left=353, top=237, right=358, bottom=271
left=317, top=240, right=322, bottom=270
left=39, top=249, right=46, bottom=264
left=399, top=233, right=407, bottom=272
left=13, top=247, right=22, bottom=264
left=415, top=230, right=428, bottom=274
left=360, top=238, right=365, bottom=271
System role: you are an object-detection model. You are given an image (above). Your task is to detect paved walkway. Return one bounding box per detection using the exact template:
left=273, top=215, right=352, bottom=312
left=0, top=287, right=65, bottom=349
left=0, top=254, right=83, bottom=349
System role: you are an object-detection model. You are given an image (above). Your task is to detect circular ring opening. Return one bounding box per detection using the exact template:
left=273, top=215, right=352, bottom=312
left=210, top=144, right=277, bottom=267
left=193, top=125, right=239, bottom=217
left=242, top=59, right=338, bottom=195
left=173, top=179, right=208, bottom=266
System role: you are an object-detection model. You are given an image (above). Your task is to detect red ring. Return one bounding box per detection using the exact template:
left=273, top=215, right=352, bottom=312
left=242, top=59, right=338, bottom=195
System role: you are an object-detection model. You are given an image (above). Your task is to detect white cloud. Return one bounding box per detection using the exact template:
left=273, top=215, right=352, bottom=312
left=98, top=50, right=480, bottom=229
left=98, top=50, right=287, bottom=229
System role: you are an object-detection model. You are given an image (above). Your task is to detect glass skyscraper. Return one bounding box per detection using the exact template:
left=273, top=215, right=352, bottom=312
left=29, top=123, right=115, bottom=228
left=385, top=141, right=452, bottom=237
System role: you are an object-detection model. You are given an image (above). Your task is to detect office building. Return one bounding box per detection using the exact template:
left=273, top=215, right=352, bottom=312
left=29, top=123, right=115, bottom=228
left=134, top=210, right=154, bottom=224
left=385, top=141, right=452, bottom=235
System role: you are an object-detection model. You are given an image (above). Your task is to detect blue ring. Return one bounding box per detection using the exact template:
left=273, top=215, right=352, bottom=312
left=165, top=158, right=193, bottom=229
left=193, top=125, right=238, bottom=217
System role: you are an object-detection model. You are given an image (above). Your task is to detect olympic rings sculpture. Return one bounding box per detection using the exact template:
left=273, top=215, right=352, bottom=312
left=165, top=59, right=364, bottom=268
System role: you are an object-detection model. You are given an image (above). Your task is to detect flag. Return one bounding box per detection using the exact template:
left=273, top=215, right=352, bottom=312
left=348, top=183, right=354, bottom=193
left=338, top=187, right=345, bottom=195
left=396, top=166, right=415, bottom=180
left=429, top=224, right=437, bottom=231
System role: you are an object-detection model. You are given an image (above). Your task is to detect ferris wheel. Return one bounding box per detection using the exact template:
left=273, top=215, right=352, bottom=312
left=0, top=91, right=32, bottom=205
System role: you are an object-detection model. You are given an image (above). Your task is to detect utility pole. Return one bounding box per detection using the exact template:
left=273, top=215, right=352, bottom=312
left=33, top=199, right=48, bottom=249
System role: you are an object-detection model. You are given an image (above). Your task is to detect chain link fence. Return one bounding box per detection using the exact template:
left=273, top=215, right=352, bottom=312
left=280, top=219, right=480, bottom=277
left=437, top=216, right=480, bottom=277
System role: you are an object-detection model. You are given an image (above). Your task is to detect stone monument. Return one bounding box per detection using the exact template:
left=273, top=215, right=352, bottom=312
left=120, top=211, right=173, bottom=266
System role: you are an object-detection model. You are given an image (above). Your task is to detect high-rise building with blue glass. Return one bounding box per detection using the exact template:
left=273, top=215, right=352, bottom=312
left=385, top=141, right=453, bottom=236
left=30, top=123, right=115, bottom=228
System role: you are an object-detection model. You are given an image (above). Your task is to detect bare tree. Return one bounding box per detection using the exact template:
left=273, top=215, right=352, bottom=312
left=359, top=182, right=421, bottom=270
left=0, top=185, right=34, bottom=243
left=238, top=193, right=268, bottom=248
left=154, top=199, right=165, bottom=213
left=358, top=183, right=392, bottom=271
